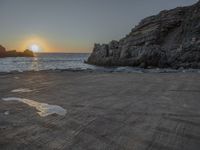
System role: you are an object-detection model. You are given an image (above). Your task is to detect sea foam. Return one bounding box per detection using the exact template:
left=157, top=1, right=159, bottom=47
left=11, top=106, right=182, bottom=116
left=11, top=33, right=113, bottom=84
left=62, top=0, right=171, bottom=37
left=2, top=97, right=67, bottom=117
left=11, top=88, right=33, bottom=93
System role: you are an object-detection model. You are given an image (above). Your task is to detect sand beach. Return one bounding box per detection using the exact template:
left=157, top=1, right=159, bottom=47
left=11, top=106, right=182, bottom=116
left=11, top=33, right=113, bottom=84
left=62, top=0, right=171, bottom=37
left=0, top=71, right=200, bottom=150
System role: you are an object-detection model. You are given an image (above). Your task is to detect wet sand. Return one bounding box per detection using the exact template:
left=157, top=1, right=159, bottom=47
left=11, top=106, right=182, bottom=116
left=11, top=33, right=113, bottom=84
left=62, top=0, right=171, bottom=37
left=0, top=71, right=200, bottom=150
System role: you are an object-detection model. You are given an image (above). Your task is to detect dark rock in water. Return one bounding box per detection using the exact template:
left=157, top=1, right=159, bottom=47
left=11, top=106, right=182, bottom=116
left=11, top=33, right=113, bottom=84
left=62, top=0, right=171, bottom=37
left=0, top=46, right=34, bottom=58
left=22, top=49, right=34, bottom=57
left=87, top=1, right=200, bottom=69
left=6, top=50, right=18, bottom=57
left=0, top=45, right=6, bottom=57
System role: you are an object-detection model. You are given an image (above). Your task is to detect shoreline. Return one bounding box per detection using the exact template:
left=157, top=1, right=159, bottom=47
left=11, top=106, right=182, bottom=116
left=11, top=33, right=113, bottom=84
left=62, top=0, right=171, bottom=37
left=0, top=67, right=200, bottom=75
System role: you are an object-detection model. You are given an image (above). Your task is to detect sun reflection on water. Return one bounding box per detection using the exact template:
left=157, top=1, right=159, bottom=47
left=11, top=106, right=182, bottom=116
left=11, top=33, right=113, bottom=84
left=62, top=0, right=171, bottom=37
left=30, top=56, right=39, bottom=71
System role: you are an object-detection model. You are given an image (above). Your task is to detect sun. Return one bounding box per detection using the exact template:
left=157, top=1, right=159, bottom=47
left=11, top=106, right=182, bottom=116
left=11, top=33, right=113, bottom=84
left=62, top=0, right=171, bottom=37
left=30, top=44, right=40, bottom=52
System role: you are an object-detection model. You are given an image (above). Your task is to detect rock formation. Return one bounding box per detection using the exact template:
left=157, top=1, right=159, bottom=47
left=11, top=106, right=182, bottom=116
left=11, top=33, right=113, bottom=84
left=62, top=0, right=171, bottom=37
left=87, top=1, right=200, bottom=69
left=0, top=45, right=6, bottom=57
left=0, top=45, right=34, bottom=58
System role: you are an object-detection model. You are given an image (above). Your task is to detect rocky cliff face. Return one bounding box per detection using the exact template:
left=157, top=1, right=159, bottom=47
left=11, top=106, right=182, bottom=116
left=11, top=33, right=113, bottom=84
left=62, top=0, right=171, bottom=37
left=0, top=45, right=34, bottom=58
left=87, top=1, right=200, bottom=69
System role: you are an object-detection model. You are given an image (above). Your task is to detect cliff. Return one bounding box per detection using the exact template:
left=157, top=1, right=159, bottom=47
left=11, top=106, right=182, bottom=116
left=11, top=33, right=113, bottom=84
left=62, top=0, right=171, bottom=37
left=0, top=45, right=34, bottom=58
left=87, top=1, right=200, bottom=69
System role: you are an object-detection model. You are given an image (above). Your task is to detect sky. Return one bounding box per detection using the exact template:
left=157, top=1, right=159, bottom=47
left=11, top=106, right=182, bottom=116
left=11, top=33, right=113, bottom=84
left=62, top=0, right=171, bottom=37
left=0, top=0, right=198, bottom=53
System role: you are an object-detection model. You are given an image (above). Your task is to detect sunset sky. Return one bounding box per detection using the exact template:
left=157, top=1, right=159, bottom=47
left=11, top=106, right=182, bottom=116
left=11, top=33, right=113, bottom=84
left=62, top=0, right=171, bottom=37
left=0, top=0, right=198, bottom=53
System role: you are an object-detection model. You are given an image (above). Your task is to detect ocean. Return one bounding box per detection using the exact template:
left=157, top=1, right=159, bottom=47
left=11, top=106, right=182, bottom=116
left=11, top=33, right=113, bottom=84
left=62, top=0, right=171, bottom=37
left=0, top=53, right=94, bottom=72
left=0, top=53, right=199, bottom=73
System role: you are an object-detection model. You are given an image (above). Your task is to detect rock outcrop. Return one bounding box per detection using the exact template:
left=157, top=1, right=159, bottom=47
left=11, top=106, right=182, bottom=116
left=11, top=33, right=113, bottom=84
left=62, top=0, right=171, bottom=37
left=0, top=45, right=6, bottom=57
left=87, top=1, right=200, bottom=69
left=0, top=45, right=34, bottom=58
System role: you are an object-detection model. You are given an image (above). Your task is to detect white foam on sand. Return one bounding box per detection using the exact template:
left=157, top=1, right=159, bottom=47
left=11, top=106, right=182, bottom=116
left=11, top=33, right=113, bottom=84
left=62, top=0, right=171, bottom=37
left=2, top=97, right=67, bottom=117
left=11, top=88, right=33, bottom=93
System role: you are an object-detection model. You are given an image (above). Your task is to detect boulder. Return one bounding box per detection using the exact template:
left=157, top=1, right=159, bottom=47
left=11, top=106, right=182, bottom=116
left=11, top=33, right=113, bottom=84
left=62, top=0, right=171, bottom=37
left=87, top=1, right=200, bottom=69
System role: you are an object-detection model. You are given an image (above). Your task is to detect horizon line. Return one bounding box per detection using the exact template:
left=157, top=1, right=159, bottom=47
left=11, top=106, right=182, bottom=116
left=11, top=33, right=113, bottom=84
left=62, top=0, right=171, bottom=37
left=34, top=52, right=91, bottom=54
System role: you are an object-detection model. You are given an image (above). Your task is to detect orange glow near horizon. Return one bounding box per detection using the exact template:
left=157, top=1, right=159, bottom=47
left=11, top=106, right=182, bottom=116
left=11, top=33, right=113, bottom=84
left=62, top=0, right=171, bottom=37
left=20, top=36, right=51, bottom=52
left=16, top=36, right=90, bottom=53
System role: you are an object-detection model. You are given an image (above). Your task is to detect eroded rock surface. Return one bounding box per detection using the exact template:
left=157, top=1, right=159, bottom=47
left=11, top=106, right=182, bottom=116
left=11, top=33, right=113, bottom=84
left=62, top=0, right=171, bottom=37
left=87, top=1, right=200, bottom=69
